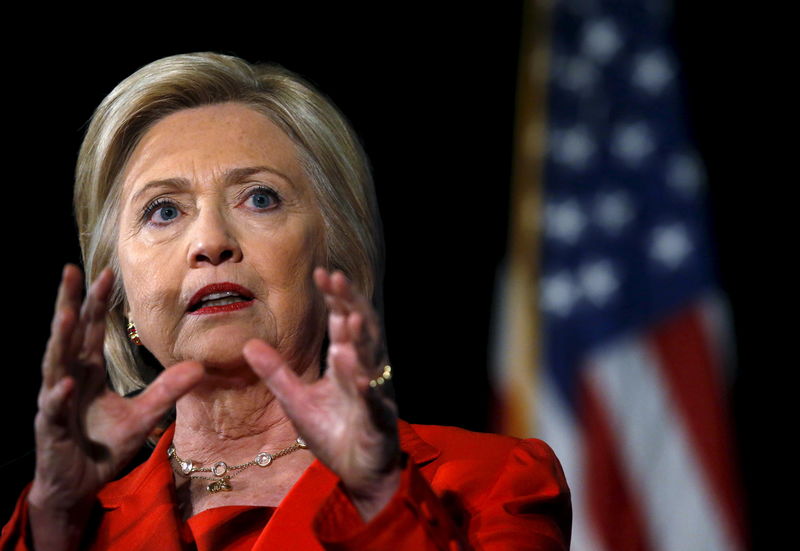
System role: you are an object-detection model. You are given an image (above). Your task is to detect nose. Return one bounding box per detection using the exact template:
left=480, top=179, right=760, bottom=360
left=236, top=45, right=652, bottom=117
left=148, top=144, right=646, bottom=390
left=187, top=208, right=243, bottom=267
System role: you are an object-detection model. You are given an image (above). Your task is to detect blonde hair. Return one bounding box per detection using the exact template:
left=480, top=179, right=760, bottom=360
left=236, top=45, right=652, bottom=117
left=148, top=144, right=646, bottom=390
left=75, top=52, right=382, bottom=394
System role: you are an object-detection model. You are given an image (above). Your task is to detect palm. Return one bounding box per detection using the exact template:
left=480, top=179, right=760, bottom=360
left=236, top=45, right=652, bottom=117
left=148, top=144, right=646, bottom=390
left=292, top=365, right=395, bottom=488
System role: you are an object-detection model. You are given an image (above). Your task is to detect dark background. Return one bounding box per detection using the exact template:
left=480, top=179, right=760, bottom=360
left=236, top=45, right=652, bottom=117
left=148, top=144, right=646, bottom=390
left=1, top=4, right=776, bottom=548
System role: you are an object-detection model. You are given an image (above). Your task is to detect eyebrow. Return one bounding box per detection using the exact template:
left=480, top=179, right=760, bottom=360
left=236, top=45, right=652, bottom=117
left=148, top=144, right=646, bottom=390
left=129, top=165, right=296, bottom=204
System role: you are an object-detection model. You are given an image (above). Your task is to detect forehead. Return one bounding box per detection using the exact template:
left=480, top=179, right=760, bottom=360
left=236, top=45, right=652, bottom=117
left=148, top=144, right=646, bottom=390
left=121, top=102, right=308, bottom=194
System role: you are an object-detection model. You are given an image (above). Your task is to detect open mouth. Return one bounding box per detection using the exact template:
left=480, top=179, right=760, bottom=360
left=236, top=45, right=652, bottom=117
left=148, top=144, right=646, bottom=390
left=188, top=283, right=255, bottom=314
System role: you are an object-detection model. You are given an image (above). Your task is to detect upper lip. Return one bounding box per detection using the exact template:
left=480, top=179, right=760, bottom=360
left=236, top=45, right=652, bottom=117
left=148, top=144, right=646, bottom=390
left=187, top=282, right=255, bottom=311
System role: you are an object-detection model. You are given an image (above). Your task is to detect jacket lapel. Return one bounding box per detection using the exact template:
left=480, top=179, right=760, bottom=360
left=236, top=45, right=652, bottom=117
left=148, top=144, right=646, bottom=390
left=95, top=425, right=187, bottom=550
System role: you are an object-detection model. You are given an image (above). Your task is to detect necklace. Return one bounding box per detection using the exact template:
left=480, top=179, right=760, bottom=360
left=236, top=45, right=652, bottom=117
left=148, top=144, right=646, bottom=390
left=168, top=437, right=308, bottom=493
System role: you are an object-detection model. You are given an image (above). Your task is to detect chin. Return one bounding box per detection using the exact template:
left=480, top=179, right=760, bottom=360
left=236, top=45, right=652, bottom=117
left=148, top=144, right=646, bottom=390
left=172, top=326, right=270, bottom=370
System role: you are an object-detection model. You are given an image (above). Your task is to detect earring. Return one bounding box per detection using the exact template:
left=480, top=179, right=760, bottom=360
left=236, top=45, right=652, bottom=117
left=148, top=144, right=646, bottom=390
left=127, top=321, right=142, bottom=346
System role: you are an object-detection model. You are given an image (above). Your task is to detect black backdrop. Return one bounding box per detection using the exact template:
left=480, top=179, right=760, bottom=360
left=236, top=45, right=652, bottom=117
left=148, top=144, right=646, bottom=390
left=0, top=4, right=776, bottom=548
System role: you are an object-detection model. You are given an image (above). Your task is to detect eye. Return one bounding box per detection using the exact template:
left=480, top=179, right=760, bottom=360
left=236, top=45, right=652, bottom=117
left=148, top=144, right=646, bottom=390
left=244, top=186, right=281, bottom=211
left=143, top=198, right=182, bottom=225
left=154, top=204, right=180, bottom=222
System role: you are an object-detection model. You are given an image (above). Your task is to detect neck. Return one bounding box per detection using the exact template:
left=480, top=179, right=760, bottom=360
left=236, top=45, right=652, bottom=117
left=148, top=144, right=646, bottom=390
left=172, top=359, right=320, bottom=465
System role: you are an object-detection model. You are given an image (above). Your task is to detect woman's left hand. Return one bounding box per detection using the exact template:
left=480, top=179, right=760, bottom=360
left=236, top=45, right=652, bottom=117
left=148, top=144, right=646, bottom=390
left=243, top=268, right=400, bottom=521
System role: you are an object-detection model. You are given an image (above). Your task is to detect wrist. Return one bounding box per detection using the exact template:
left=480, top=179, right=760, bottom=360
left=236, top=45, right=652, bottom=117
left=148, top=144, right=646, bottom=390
left=347, top=455, right=404, bottom=522
left=27, top=492, right=93, bottom=551
left=28, top=477, right=94, bottom=514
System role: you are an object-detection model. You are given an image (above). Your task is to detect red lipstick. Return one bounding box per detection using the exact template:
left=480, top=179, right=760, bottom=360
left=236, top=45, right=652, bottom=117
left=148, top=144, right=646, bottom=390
left=187, top=283, right=255, bottom=316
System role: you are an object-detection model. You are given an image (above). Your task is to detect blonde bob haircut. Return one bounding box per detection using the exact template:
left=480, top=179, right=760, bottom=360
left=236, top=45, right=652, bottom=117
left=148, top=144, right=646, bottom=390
left=75, top=52, right=383, bottom=395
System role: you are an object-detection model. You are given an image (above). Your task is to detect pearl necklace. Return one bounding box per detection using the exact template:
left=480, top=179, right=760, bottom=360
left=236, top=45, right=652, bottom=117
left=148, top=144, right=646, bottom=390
left=168, top=437, right=308, bottom=493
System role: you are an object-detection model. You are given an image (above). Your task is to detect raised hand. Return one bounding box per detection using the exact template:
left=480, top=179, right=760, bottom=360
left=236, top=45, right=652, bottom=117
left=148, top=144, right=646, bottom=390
left=29, top=265, right=204, bottom=550
left=243, top=268, right=400, bottom=521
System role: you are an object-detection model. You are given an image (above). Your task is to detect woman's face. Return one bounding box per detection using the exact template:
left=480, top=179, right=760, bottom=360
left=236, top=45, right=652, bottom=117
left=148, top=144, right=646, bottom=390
left=117, top=102, right=327, bottom=375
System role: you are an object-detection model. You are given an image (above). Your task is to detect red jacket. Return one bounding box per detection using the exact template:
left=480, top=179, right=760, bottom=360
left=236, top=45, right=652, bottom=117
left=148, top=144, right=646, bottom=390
left=2, top=421, right=570, bottom=550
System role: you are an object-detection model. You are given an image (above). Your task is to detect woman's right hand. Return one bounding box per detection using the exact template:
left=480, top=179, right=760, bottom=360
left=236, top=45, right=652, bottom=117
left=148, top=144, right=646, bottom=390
left=28, top=265, right=204, bottom=549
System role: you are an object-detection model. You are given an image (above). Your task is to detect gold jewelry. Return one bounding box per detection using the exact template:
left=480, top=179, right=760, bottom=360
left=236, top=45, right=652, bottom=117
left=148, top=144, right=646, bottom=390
left=168, top=437, right=308, bottom=493
left=369, top=365, right=392, bottom=388
left=127, top=321, right=142, bottom=346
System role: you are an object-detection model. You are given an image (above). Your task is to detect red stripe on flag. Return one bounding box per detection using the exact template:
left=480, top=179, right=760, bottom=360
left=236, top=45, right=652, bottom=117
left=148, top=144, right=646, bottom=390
left=580, top=376, right=652, bottom=551
left=649, top=304, right=746, bottom=546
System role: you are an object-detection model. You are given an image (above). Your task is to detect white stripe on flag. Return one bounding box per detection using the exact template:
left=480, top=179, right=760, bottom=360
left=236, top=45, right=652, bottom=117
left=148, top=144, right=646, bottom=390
left=586, top=335, right=739, bottom=551
left=537, top=372, right=602, bottom=551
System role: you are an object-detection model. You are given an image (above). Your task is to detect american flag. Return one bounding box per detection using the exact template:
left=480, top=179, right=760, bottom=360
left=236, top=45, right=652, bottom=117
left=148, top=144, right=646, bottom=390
left=492, top=1, right=746, bottom=549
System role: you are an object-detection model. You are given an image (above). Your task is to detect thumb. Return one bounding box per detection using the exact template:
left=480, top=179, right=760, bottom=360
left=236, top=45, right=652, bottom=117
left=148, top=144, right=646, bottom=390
left=243, top=339, right=304, bottom=404
left=131, top=361, right=205, bottom=434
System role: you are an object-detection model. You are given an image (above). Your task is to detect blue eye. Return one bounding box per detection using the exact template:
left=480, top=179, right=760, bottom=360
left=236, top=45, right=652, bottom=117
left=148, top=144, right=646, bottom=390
left=154, top=205, right=180, bottom=221
left=143, top=198, right=181, bottom=225
left=247, top=187, right=280, bottom=211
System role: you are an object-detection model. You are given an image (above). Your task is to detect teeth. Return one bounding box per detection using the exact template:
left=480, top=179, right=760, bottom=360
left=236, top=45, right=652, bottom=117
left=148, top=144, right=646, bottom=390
left=202, top=291, right=240, bottom=301
left=199, top=297, right=246, bottom=308
left=190, top=289, right=253, bottom=311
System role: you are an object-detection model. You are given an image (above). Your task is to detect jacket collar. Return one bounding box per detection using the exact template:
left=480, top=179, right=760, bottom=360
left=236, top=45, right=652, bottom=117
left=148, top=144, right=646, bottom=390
left=398, top=420, right=440, bottom=466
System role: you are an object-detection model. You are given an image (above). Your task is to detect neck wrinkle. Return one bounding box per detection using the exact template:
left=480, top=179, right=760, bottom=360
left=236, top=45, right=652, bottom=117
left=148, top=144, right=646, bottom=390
left=172, top=359, right=319, bottom=465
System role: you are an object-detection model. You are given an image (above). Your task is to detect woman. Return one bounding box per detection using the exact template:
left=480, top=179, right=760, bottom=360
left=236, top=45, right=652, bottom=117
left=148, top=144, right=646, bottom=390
left=1, top=53, right=570, bottom=550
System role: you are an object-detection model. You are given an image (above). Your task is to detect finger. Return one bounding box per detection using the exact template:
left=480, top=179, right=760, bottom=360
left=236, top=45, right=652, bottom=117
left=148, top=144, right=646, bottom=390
left=332, top=271, right=378, bottom=321
left=328, top=271, right=373, bottom=318
left=53, top=264, right=84, bottom=329
left=130, top=361, right=205, bottom=435
left=315, top=268, right=374, bottom=318
left=243, top=339, right=307, bottom=405
left=316, top=268, right=385, bottom=375
left=329, top=271, right=381, bottom=345
left=346, top=312, right=379, bottom=370
left=315, top=268, right=378, bottom=342
left=42, top=265, right=83, bottom=388
left=314, top=268, right=352, bottom=320
left=328, top=311, right=371, bottom=373
left=329, top=289, right=379, bottom=370
left=70, top=268, right=114, bottom=368
left=76, top=268, right=114, bottom=372
left=327, top=309, right=352, bottom=344
left=38, top=376, right=75, bottom=425
left=326, top=342, right=369, bottom=395
left=346, top=312, right=371, bottom=351
left=42, top=306, right=78, bottom=389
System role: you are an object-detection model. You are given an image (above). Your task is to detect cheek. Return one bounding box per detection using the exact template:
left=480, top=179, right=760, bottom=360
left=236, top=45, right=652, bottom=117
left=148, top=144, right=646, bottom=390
left=117, top=238, right=181, bottom=331
left=259, top=213, right=326, bottom=284
left=259, top=218, right=327, bottom=324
